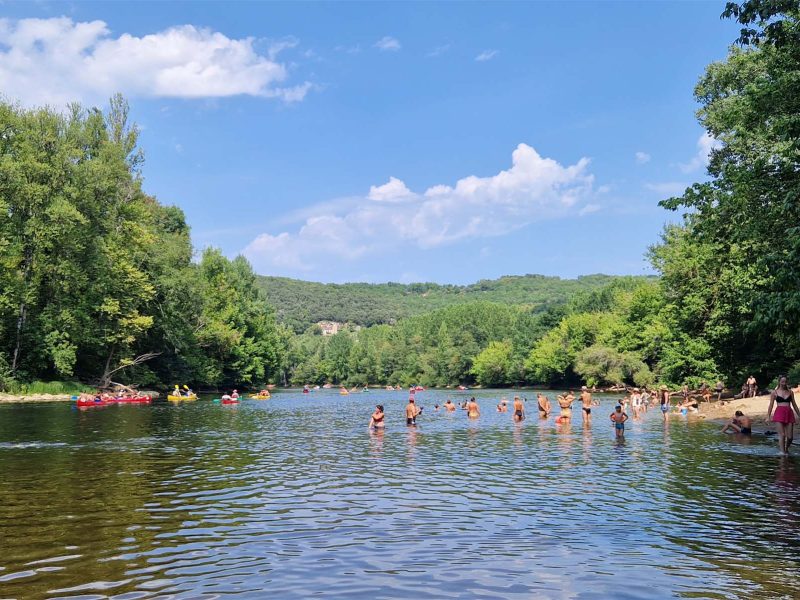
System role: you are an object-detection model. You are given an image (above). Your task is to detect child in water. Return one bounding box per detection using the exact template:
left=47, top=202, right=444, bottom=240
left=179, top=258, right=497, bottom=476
left=610, top=405, right=628, bottom=438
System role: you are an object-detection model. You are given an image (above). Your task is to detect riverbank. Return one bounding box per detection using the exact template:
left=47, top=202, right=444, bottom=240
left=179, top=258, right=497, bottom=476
left=697, top=391, right=800, bottom=426
left=0, top=393, right=74, bottom=403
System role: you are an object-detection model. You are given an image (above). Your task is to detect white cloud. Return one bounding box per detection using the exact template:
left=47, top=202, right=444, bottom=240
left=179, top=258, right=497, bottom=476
left=678, top=132, right=721, bottom=173
left=475, top=50, right=498, bottom=62
left=644, top=182, right=688, bottom=197
left=374, top=36, right=401, bottom=51
left=427, top=44, right=450, bottom=57
left=578, top=204, right=601, bottom=216
left=368, top=177, right=414, bottom=202
left=635, top=151, right=651, bottom=164
left=0, top=17, right=311, bottom=106
left=243, top=144, right=597, bottom=274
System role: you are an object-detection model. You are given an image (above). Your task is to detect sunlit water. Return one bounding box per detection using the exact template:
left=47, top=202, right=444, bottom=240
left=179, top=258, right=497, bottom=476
left=1, top=389, right=798, bottom=599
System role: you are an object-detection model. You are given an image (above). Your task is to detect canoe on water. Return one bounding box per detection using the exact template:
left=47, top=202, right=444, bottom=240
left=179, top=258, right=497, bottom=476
left=168, top=394, right=197, bottom=401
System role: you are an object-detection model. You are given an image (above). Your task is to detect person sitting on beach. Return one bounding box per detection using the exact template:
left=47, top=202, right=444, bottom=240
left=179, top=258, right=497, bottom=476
left=700, top=383, right=711, bottom=403
left=444, top=399, right=456, bottom=412
left=512, top=396, right=525, bottom=422
left=405, top=398, right=419, bottom=426
left=610, top=405, right=628, bottom=437
left=537, top=393, right=551, bottom=418
left=721, top=410, right=751, bottom=435
left=466, top=397, right=480, bottom=418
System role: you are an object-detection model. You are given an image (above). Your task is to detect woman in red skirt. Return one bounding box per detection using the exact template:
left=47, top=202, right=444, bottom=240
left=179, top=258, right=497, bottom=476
left=767, top=375, right=800, bottom=455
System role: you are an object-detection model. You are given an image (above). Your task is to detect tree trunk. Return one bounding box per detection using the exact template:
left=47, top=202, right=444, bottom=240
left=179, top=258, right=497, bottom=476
left=11, top=250, right=33, bottom=373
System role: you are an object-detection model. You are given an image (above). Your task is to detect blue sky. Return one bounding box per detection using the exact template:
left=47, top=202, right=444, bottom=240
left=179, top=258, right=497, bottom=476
left=0, top=1, right=738, bottom=283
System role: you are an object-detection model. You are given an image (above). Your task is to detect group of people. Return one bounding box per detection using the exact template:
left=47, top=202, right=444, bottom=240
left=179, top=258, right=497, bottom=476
left=368, top=386, right=631, bottom=437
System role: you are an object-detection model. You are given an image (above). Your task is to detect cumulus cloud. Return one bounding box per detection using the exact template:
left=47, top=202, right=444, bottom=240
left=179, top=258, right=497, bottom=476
left=475, top=50, right=498, bottom=62
left=243, top=144, right=597, bottom=274
left=374, top=36, right=401, bottom=51
left=427, top=44, right=451, bottom=57
left=678, top=132, right=721, bottom=173
left=635, top=151, right=651, bottom=164
left=0, top=17, right=311, bottom=106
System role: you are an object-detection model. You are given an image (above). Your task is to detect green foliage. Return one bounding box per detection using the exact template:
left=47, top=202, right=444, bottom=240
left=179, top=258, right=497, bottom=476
left=472, top=341, right=513, bottom=387
left=652, top=3, right=800, bottom=386
left=258, top=273, right=656, bottom=332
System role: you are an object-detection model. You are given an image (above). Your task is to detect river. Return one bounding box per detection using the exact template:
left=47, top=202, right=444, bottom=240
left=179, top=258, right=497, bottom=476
left=1, top=389, right=798, bottom=599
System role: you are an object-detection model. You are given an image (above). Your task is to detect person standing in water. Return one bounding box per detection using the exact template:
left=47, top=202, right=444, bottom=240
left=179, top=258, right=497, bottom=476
left=537, top=393, right=551, bottom=418
left=610, top=405, right=628, bottom=438
left=405, top=398, right=419, bottom=426
left=369, top=405, right=385, bottom=429
left=580, top=386, right=593, bottom=424
left=767, top=376, right=800, bottom=455
left=556, top=394, right=573, bottom=424
left=444, top=399, right=456, bottom=412
left=512, top=396, right=525, bottom=422
left=466, top=397, right=480, bottom=418
left=659, top=386, right=671, bottom=422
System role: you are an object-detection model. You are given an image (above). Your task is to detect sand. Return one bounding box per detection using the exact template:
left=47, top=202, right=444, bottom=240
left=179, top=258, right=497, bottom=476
left=697, top=391, right=800, bottom=427
left=0, top=393, right=75, bottom=403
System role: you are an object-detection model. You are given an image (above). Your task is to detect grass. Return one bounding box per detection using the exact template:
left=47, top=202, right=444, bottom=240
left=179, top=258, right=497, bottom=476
left=2, top=380, right=88, bottom=395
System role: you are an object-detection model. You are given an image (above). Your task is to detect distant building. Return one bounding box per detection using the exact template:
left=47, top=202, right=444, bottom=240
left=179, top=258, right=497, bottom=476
left=318, top=321, right=343, bottom=336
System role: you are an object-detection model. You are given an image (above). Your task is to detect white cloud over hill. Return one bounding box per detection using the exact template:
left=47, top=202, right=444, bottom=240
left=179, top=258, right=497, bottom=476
left=0, top=17, right=311, bottom=106
left=244, top=144, right=596, bottom=274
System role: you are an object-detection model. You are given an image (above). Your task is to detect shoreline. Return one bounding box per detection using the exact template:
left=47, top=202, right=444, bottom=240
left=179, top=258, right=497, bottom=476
left=697, top=391, right=799, bottom=427
left=0, top=393, right=75, bottom=404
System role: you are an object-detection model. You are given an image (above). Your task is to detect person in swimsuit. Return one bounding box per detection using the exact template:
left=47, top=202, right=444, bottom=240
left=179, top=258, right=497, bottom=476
left=466, top=397, right=480, bottom=418
left=746, top=375, right=757, bottom=398
left=610, top=405, right=628, bottom=438
left=556, top=394, right=573, bottom=424
left=537, top=393, right=551, bottom=418
left=405, top=398, right=419, bottom=426
left=715, top=380, right=725, bottom=402
left=721, top=410, right=751, bottom=435
left=767, top=375, right=800, bottom=455
left=580, top=386, right=593, bottom=424
left=681, top=385, right=690, bottom=406
left=369, top=405, right=385, bottom=429
left=512, top=396, right=525, bottom=422
left=497, top=400, right=508, bottom=413
left=659, top=386, right=671, bottom=422
left=444, top=399, right=456, bottom=412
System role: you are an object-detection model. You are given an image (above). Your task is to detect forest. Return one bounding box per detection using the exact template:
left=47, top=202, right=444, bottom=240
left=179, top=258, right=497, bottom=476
left=1, top=1, right=798, bottom=392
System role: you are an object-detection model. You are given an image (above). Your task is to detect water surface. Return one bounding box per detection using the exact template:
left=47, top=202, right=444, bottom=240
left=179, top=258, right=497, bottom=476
left=1, top=389, right=798, bottom=599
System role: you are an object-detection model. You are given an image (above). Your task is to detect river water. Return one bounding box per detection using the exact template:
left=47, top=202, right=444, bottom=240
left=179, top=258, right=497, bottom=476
left=0, top=389, right=798, bottom=599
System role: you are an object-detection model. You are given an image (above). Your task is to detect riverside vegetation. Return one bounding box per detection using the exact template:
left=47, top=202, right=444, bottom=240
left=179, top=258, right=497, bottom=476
left=1, top=1, right=798, bottom=393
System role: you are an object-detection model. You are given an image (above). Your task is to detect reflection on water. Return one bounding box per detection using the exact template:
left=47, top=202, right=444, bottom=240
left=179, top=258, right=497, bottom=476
left=1, top=390, right=799, bottom=599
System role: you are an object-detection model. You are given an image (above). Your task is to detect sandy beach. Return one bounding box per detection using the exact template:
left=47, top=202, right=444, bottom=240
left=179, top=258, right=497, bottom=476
left=0, top=393, right=75, bottom=403
left=697, top=391, right=800, bottom=427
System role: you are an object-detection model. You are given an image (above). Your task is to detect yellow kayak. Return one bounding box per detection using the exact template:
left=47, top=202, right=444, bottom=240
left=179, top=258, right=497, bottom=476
left=168, top=394, right=197, bottom=401
left=249, top=393, right=271, bottom=399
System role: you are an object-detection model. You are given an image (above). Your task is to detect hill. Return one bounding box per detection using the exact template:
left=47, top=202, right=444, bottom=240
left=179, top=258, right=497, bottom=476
left=256, top=274, right=657, bottom=332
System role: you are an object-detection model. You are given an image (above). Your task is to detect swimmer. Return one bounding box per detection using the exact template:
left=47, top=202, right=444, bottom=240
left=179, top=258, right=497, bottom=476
left=580, top=386, right=593, bottom=424
left=405, top=397, right=419, bottom=426
left=444, top=399, right=456, bottom=412
left=512, top=396, right=525, bottom=422
left=434, top=404, right=440, bottom=412
left=466, top=397, right=480, bottom=419
left=610, top=405, right=628, bottom=438
left=497, top=402, right=507, bottom=413
left=369, top=405, right=385, bottom=429
left=721, top=410, right=751, bottom=435
left=537, top=393, right=551, bottom=418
